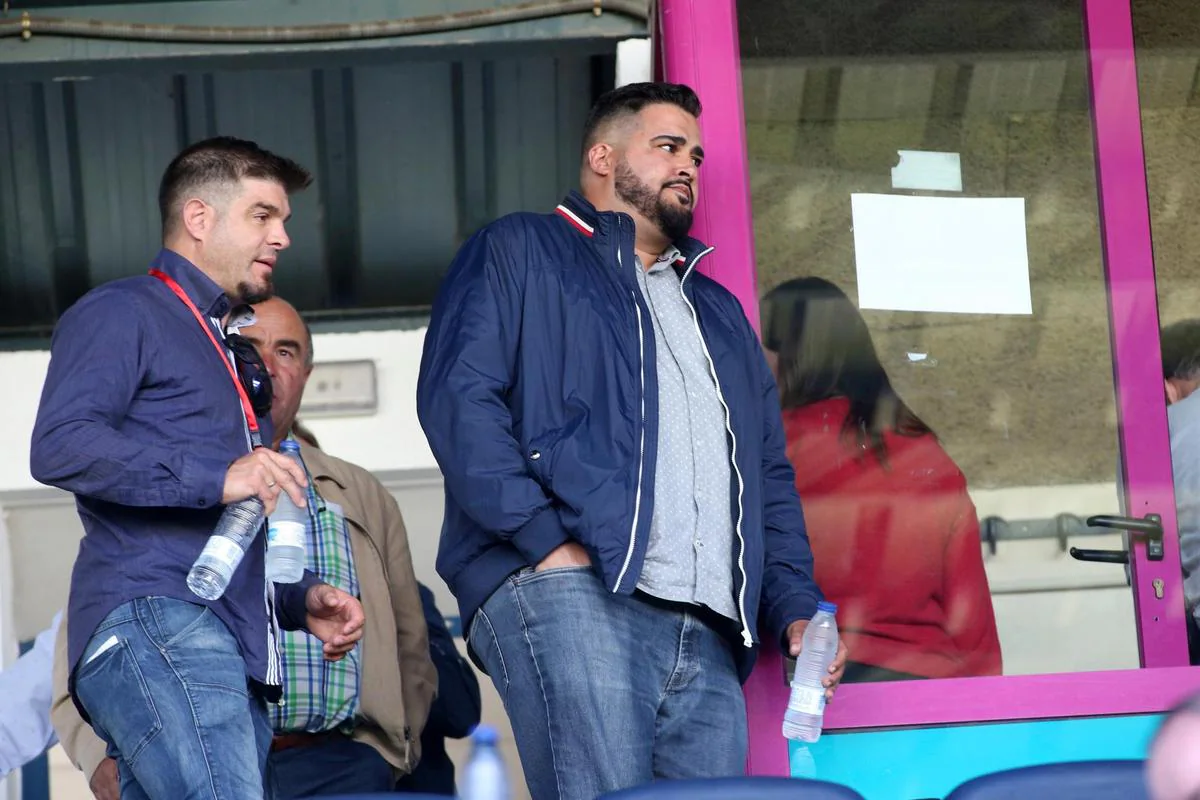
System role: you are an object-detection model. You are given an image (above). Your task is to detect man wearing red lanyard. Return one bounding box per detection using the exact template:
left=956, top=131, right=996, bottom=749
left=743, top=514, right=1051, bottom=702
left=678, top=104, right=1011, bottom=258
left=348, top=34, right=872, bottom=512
left=30, top=136, right=365, bottom=800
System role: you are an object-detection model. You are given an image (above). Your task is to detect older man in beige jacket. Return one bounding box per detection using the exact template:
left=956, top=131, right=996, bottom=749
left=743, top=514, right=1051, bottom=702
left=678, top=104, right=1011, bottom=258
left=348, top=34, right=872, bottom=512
left=52, top=297, right=437, bottom=798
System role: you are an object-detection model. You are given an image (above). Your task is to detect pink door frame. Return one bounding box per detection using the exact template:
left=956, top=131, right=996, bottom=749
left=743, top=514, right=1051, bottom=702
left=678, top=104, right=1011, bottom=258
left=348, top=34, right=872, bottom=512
left=659, top=0, right=1197, bottom=777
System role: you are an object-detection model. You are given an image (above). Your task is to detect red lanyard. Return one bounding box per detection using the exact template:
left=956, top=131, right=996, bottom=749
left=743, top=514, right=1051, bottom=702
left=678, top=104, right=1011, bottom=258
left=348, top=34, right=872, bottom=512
left=150, top=269, right=262, bottom=447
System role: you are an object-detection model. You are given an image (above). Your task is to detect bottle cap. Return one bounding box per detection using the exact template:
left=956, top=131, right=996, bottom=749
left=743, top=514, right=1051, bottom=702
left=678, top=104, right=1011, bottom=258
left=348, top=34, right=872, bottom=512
left=472, top=724, right=499, bottom=745
left=280, top=439, right=301, bottom=453
left=816, top=601, right=838, bottom=614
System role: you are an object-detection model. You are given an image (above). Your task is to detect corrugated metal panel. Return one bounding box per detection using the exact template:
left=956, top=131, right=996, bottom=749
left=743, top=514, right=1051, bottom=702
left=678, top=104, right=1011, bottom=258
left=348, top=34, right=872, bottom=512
left=207, top=68, right=327, bottom=308
left=354, top=61, right=460, bottom=307
left=73, top=74, right=179, bottom=284
left=0, top=48, right=610, bottom=337
left=0, top=83, right=55, bottom=328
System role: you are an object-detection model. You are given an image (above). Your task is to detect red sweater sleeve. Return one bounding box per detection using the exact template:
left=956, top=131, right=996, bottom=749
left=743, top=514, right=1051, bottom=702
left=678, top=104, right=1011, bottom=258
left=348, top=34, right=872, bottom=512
left=941, top=494, right=1003, bottom=676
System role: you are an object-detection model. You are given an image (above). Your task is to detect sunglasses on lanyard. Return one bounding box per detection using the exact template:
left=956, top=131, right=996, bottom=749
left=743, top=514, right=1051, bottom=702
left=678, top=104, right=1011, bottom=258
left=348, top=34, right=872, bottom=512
left=224, top=330, right=274, bottom=416
left=151, top=268, right=275, bottom=425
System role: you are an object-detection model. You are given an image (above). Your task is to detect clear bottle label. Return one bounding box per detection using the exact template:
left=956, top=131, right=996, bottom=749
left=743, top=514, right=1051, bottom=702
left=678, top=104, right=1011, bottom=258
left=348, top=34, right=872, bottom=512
left=200, top=535, right=245, bottom=567
left=787, top=685, right=826, bottom=716
left=267, top=520, right=306, bottom=549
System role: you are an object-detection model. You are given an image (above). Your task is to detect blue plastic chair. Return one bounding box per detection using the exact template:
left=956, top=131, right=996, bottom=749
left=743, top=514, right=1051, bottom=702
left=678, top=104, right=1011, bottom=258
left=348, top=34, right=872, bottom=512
left=598, top=776, right=866, bottom=799
left=309, top=795, right=448, bottom=799
left=944, top=760, right=1149, bottom=800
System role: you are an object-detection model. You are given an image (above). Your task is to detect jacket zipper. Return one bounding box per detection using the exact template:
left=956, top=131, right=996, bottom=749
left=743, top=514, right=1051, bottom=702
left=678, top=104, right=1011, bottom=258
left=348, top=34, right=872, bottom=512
left=615, top=216, right=647, bottom=592
left=680, top=248, right=754, bottom=648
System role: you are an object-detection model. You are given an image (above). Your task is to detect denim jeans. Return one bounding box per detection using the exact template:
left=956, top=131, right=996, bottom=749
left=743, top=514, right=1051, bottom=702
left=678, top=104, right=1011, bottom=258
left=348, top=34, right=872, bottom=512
left=267, top=735, right=393, bottom=799
left=468, top=566, right=748, bottom=800
left=74, top=597, right=273, bottom=800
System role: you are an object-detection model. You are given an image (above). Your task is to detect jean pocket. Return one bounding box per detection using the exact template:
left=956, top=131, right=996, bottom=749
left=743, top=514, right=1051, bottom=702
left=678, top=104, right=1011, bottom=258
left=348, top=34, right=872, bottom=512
left=75, top=638, right=162, bottom=766
left=144, top=597, right=227, bottom=652
left=467, top=606, right=509, bottom=697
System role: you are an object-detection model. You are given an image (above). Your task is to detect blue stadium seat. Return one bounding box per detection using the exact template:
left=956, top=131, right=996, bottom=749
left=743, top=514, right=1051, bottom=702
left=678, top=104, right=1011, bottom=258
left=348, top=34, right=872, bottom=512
left=944, top=760, right=1149, bottom=800
left=598, top=776, right=866, bottom=799
left=311, top=795, right=448, bottom=799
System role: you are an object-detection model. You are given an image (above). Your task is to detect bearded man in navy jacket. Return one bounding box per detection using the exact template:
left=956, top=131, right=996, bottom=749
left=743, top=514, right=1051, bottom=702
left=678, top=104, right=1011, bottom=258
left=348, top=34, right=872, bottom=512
left=418, top=82, right=846, bottom=800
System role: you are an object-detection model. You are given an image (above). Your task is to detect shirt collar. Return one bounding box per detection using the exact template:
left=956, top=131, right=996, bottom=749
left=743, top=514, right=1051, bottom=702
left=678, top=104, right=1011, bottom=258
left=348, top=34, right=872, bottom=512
left=647, top=245, right=684, bottom=275
left=226, top=304, right=257, bottom=334
left=151, top=248, right=231, bottom=319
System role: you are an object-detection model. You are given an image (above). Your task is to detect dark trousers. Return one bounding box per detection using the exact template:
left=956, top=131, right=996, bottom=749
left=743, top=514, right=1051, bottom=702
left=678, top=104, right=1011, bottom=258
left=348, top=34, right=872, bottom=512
left=267, top=734, right=393, bottom=799
left=394, top=738, right=457, bottom=796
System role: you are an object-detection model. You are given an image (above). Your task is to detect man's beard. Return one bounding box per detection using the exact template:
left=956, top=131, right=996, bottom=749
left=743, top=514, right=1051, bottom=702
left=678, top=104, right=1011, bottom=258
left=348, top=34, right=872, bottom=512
left=614, top=159, right=693, bottom=243
left=236, top=278, right=273, bottom=305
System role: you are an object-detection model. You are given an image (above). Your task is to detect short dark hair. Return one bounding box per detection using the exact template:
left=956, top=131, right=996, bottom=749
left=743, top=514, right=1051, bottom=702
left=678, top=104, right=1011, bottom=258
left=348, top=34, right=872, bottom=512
left=1162, top=319, right=1200, bottom=381
left=581, top=82, right=702, bottom=153
left=158, top=136, right=312, bottom=236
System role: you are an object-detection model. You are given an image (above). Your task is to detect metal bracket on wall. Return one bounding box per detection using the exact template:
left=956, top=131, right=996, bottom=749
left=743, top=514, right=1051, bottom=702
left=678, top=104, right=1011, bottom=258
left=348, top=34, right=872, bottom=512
left=979, top=513, right=1117, bottom=556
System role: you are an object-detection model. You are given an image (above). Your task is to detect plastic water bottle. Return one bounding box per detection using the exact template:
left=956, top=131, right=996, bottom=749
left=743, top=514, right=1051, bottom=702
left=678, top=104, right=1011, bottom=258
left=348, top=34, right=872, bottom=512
left=459, top=725, right=509, bottom=800
left=187, top=498, right=265, bottom=601
left=265, top=439, right=307, bottom=583
left=791, top=743, right=817, bottom=779
left=782, top=601, right=839, bottom=743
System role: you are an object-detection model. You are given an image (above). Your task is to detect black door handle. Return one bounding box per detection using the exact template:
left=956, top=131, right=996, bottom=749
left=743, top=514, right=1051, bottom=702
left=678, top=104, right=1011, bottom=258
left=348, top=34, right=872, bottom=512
left=1068, top=547, right=1129, bottom=564
left=1068, top=513, right=1164, bottom=564
left=1087, top=514, right=1163, bottom=537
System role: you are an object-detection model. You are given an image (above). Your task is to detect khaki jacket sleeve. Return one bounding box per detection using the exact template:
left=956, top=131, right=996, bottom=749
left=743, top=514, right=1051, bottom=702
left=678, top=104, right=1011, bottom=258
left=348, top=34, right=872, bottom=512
left=51, top=611, right=109, bottom=783
left=375, top=482, right=438, bottom=754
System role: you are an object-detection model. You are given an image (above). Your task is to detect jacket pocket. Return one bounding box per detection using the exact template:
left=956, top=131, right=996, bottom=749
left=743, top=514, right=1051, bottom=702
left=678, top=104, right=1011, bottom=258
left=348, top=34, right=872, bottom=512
left=524, top=433, right=559, bottom=486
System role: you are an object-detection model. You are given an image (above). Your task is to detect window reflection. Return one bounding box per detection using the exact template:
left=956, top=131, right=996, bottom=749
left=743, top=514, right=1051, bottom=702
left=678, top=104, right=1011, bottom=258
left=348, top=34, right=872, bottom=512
left=740, top=0, right=1137, bottom=676
left=764, top=278, right=1001, bottom=681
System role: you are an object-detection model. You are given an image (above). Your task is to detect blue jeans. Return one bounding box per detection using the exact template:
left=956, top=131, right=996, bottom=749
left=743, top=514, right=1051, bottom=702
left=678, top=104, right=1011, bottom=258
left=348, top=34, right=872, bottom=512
left=74, top=597, right=273, bottom=800
left=468, top=566, right=748, bottom=800
left=267, top=735, right=393, bottom=799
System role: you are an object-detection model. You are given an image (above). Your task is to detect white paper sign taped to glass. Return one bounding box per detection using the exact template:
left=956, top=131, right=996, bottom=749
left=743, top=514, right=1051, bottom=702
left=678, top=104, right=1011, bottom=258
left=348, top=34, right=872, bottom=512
left=850, top=193, right=1033, bottom=316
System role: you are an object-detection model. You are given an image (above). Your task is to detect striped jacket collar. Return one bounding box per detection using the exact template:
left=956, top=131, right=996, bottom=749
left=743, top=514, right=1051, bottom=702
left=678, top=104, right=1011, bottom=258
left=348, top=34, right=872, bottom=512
left=554, top=190, right=711, bottom=270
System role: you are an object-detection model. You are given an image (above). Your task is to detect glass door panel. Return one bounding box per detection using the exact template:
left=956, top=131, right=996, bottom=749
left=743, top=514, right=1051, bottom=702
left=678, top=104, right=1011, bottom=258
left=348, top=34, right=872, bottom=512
left=660, top=0, right=1196, bottom=781
left=738, top=0, right=1154, bottom=679
left=1134, top=0, right=1200, bottom=664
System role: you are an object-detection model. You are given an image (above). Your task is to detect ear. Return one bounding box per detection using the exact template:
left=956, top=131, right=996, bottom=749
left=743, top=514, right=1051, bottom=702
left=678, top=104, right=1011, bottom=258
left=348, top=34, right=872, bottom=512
left=1167, top=378, right=1182, bottom=405
left=181, top=197, right=214, bottom=242
left=585, top=142, right=615, bottom=178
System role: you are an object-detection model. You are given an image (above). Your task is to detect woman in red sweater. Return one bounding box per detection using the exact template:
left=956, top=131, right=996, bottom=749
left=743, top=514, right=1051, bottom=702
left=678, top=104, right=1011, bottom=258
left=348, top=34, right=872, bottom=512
left=762, top=278, right=1002, bottom=681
